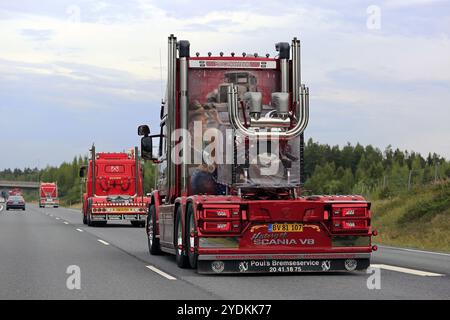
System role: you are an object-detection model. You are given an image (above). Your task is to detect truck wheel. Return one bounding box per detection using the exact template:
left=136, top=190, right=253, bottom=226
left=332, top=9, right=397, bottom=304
left=186, top=205, right=198, bottom=269
left=175, top=206, right=189, bottom=268
left=147, top=205, right=161, bottom=255
left=83, top=215, right=87, bottom=225
left=87, top=214, right=94, bottom=227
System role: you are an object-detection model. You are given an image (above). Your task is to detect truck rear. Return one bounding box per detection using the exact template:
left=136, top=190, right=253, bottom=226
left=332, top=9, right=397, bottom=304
left=80, top=146, right=150, bottom=227
left=138, top=34, right=377, bottom=274
left=39, top=182, right=59, bottom=208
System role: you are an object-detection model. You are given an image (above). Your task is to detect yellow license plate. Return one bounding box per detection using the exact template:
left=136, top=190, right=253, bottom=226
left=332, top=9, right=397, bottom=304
left=114, top=207, right=129, bottom=212
left=269, top=223, right=304, bottom=232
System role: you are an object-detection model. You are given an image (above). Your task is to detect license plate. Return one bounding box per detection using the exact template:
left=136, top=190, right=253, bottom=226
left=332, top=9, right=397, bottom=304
left=108, top=215, right=121, bottom=220
left=114, top=208, right=129, bottom=212
left=269, top=223, right=304, bottom=232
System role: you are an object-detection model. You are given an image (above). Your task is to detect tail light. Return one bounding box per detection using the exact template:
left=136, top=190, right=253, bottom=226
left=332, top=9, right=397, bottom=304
left=332, top=219, right=367, bottom=232
left=199, top=206, right=241, bottom=234
left=204, top=209, right=231, bottom=219
left=332, top=207, right=366, bottom=217
left=331, top=205, right=370, bottom=233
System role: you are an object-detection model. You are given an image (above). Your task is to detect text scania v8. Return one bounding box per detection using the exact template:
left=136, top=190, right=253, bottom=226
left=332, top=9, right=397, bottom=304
left=138, top=34, right=378, bottom=274
left=39, top=182, right=59, bottom=208
left=79, top=146, right=150, bottom=227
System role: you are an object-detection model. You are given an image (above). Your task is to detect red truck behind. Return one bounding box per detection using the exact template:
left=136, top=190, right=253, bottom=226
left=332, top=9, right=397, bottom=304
left=80, top=146, right=150, bottom=227
left=39, top=182, right=59, bottom=208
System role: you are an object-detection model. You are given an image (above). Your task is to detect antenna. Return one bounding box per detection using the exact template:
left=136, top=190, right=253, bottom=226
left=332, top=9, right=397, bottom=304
left=159, top=47, right=163, bottom=98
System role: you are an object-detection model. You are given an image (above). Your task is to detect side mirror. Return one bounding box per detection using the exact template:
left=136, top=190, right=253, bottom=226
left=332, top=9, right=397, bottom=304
left=141, top=136, right=156, bottom=161
left=79, top=166, right=87, bottom=178
left=138, top=125, right=150, bottom=137
left=160, top=104, right=165, bottom=120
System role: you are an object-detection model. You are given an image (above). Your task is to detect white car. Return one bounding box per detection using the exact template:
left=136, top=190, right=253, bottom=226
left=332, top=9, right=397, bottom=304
left=0, top=197, right=5, bottom=203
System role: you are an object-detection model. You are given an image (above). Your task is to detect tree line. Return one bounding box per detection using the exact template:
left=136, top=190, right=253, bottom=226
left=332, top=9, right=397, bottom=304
left=303, top=139, right=450, bottom=198
left=1, top=139, right=449, bottom=204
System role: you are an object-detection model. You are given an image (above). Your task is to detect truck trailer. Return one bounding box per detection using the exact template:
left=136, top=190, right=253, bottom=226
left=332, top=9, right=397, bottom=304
left=80, top=146, right=150, bottom=227
left=138, top=35, right=378, bottom=274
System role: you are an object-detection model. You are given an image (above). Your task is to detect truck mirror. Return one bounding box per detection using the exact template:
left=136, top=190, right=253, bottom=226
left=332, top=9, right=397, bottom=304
left=160, top=104, right=165, bottom=120
left=141, top=136, right=155, bottom=160
left=79, top=166, right=87, bottom=178
left=138, top=125, right=150, bottom=137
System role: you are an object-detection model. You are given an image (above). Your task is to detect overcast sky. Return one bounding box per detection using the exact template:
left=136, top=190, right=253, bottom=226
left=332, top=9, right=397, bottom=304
left=0, top=0, right=449, bottom=169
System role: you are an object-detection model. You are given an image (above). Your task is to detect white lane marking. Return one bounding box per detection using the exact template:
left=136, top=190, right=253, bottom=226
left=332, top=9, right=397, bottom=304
left=76, top=228, right=84, bottom=232
left=63, top=221, right=69, bottom=225
left=55, top=217, right=60, bottom=220
left=146, top=265, right=177, bottom=280
left=371, top=264, right=444, bottom=277
left=0, top=205, right=4, bottom=211
left=378, top=245, right=450, bottom=257
left=97, top=239, right=110, bottom=246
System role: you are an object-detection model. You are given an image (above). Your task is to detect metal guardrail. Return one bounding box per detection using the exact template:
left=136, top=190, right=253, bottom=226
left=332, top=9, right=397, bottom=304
left=0, top=180, right=40, bottom=189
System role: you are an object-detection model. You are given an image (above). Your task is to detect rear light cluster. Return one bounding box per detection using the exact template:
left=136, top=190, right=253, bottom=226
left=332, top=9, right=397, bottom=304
left=199, top=206, right=242, bottom=234
left=94, top=202, right=147, bottom=206
left=330, top=205, right=370, bottom=233
left=91, top=204, right=147, bottom=213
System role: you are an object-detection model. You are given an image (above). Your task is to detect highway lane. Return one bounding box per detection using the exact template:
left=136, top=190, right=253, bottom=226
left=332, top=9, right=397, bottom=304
left=0, top=204, right=449, bottom=299
left=0, top=204, right=216, bottom=299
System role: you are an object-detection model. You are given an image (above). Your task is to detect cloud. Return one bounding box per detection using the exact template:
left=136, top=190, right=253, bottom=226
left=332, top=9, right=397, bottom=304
left=0, top=0, right=449, bottom=169
left=20, top=28, right=54, bottom=41
left=384, top=0, right=447, bottom=8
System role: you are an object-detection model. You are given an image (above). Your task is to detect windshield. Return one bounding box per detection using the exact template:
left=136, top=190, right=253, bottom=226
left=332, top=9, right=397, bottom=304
left=185, top=68, right=301, bottom=194
left=10, top=196, right=24, bottom=201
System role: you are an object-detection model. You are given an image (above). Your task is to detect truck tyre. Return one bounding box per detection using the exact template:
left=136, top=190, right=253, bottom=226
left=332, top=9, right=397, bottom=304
left=87, top=213, right=94, bottom=227
left=83, top=215, right=87, bottom=225
left=175, top=206, right=190, bottom=268
left=186, top=205, right=198, bottom=269
left=147, top=205, right=161, bottom=255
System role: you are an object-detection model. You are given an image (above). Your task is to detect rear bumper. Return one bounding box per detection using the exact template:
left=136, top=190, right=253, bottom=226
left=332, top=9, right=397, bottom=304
left=40, top=203, right=58, bottom=207
left=197, top=252, right=371, bottom=274
left=91, top=214, right=146, bottom=221
left=7, top=204, right=25, bottom=210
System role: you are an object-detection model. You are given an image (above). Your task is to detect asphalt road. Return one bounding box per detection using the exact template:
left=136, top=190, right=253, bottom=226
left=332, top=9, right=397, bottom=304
left=0, top=204, right=449, bottom=300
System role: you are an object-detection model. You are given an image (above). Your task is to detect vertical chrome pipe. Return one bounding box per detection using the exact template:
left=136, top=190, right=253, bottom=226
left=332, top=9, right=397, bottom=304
left=280, top=59, right=289, bottom=93
left=91, top=145, right=96, bottom=196
left=135, top=146, right=139, bottom=197
left=291, top=38, right=302, bottom=119
left=297, top=39, right=301, bottom=98
left=166, top=34, right=177, bottom=201
left=179, top=56, right=188, bottom=194
left=291, top=38, right=297, bottom=104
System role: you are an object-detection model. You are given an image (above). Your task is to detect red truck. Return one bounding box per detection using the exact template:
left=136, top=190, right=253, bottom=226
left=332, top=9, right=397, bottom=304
left=137, top=34, right=377, bottom=274
left=9, top=188, right=22, bottom=196
left=39, top=182, right=59, bottom=208
left=80, top=146, right=150, bottom=227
